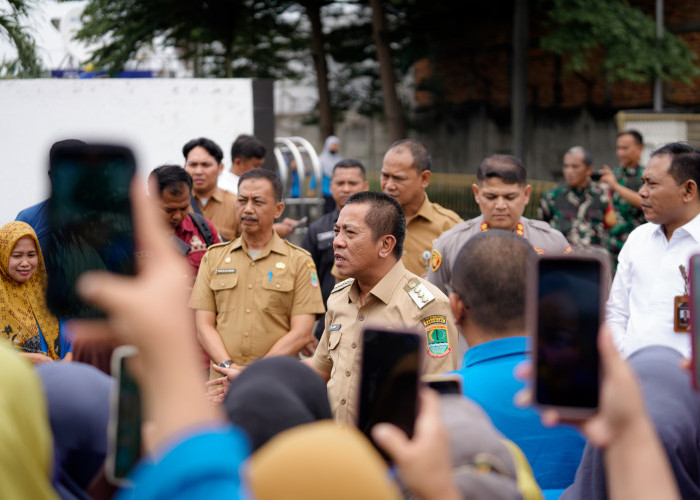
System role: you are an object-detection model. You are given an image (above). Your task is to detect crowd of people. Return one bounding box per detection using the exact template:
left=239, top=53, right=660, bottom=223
left=0, top=130, right=698, bottom=500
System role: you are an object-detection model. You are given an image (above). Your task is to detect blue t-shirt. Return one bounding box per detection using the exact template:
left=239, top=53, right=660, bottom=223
left=117, top=426, right=250, bottom=500
left=37, top=321, right=73, bottom=360
left=16, top=199, right=50, bottom=256
left=454, top=336, right=585, bottom=492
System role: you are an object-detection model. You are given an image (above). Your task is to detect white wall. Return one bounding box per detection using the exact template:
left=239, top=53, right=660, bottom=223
left=0, top=78, right=254, bottom=223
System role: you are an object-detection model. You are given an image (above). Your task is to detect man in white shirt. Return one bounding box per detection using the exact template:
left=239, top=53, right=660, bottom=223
left=218, top=135, right=266, bottom=194
left=607, top=142, right=700, bottom=358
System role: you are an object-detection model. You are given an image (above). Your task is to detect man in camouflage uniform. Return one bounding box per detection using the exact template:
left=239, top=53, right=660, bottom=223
left=539, top=146, right=613, bottom=248
left=599, top=130, right=646, bottom=256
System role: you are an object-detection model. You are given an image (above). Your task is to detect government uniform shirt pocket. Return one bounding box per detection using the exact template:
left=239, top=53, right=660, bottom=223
left=261, top=277, right=294, bottom=312
left=328, top=329, right=342, bottom=377
left=210, top=275, right=238, bottom=312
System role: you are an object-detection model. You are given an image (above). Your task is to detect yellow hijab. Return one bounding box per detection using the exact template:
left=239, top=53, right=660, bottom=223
left=0, top=342, right=58, bottom=499
left=0, top=222, right=60, bottom=359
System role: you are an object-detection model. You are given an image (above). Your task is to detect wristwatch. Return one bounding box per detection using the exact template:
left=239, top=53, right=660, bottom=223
left=218, top=360, right=233, bottom=369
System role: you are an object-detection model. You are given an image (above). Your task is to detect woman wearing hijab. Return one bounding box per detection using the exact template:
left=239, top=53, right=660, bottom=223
left=311, top=136, right=343, bottom=213
left=0, top=342, right=58, bottom=499
left=0, top=221, right=72, bottom=362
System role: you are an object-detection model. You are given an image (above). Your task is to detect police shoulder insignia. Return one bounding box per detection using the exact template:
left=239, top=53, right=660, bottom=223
left=430, top=249, right=442, bottom=272
left=331, top=278, right=354, bottom=294
left=405, top=281, right=435, bottom=309
left=310, top=270, right=319, bottom=287
left=421, top=315, right=452, bottom=358
left=533, top=246, right=546, bottom=255
left=563, top=245, right=573, bottom=254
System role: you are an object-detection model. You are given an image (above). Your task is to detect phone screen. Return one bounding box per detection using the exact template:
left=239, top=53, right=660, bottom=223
left=426, top=378, right=462, bottom=395
left=46, top=144, right=136, bottom=318
left=358, top=328, right=421, bottom=459
left=535, top=257, right=601, bottom=412
left=107, top=346, right=142, bottom=486
left=690, top=255, right=700, bottom=389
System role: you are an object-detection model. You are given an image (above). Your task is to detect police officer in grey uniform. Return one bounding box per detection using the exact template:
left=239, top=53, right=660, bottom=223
left=428, top=155, right=570, bottom=294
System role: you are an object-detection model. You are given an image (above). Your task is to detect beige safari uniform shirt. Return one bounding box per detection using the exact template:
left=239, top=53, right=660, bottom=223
left=403, top=195, right=462, bottom=277
left=190, top=186, right=239, bottom=241
left=189, top=231, right=325, bottom=367
left=312, top=260, right=458, bottom=425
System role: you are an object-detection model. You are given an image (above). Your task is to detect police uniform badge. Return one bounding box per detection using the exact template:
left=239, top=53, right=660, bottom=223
left=430, top=249, right=442, bottom=272
left=421, top=315, right=451, bottom=358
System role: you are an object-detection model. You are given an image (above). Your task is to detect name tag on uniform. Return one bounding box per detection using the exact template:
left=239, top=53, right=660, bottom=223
left=216, top=268, right=236, bottom=274
left=318, top=230, right=335, bottom=241
left=328, top=324, right=341, bottom=331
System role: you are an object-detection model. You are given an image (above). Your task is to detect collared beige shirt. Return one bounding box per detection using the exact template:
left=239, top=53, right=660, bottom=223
left=312, top=260, right=458, bottom=425
left=190, top=186, right=239, bottom=241
left=403, top=194, right=462, bottom=277
left=189, top=231, right=325, bottom=366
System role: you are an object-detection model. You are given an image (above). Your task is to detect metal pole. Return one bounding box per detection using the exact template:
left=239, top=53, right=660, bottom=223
left=653, top=0, right=664, bottom=112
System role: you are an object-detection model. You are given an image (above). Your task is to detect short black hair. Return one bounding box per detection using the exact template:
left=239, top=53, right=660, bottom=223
left=231, top=134, right=266, bottom=160
left=476, top=154, right=527, bottom=186
left=344, top=191, right=406, bottom=259
left=149, top=165, right=193, bottom=197
left=617, top=129, right=644, bottom=146
left=386, top=139, right=431, bottom=173
left=332, top=159, right=367, bottom=178
left=566, top=146, right=594, bottom=167
left=238, top=168, right=283, bottom=202
left=182, top=137, right=224, bottom=164
left=651, top=142, right=700, bottom=192
left=452, top=230, right=535, bottom=333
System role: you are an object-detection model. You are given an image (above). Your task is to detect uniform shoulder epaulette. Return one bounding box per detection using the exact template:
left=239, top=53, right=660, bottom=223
left=283, top=239, right=312, bottom=256
left=526, top=218, right=557, bottom=233
left=207, top=241, right=231, bottom=251
left=404, top=278, right=435, bottom=309
left=331, top=278, right=354, bottom=294
left=432, top=202, right=463, bottom=223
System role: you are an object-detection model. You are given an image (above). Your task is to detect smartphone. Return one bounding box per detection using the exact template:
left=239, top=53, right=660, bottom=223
left=106, top=345, right=142, bottom=487
left=45, top=143, right=136, bottom=318
left=358, top=327, right=423, bottom=461
left=590, top=171, right=603, bottom=182
left=423, top=374, right=462, bottom=395
left=690, top=254, right=700, bottom=390
left=527, top=254, right=606, bottom=419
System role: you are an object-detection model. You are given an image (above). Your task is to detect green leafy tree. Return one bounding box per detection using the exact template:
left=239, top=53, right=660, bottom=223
left=0, top=0, right=42, bottom=77
left=541, top=0, right=700, bottom=84
left=69, top=0, right=306, bottom=79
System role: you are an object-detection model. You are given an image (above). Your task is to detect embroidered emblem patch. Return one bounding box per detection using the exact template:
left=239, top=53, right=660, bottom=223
left=533, top=246, right=546, bottom=255
left=421, top=315, right=451, bottom=358
left=310, top=270, right=319, bottom=287
left=430, top=249, right=442, bottom=272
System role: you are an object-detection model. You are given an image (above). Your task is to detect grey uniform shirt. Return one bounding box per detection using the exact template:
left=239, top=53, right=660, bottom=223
left=427, top=215, right=571, bottom=295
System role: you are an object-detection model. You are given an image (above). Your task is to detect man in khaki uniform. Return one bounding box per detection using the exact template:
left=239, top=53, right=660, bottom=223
left=184, top=137, right=239, bottom=241
left=308, top=191, right=458, bottom=425
left=381, top=139, right=462, bottom=277
left=190, top=169, right=325, bottom=376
